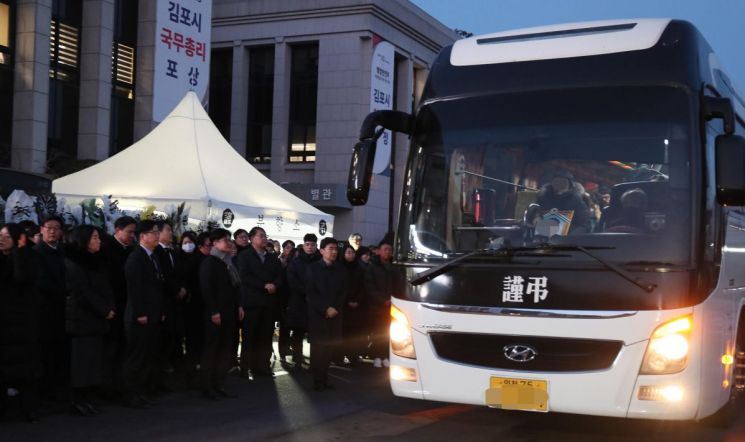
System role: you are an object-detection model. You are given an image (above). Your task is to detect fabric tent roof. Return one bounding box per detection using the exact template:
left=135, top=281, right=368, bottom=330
left=52, top=92, right=332, bottom=234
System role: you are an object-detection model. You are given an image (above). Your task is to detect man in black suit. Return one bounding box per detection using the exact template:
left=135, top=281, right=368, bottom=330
left=199, top=229, right=244, bottom=399
left=122, top=220, right=165, bottom=408
left=306, top=237, right=348, bottom=391
left=237, top=226, right=282, bottom=378
left=33, top=215, right=68, bottom=399
left=100, top=216, right=136, bottom=400
left=154, top=220, right=187, bottom=388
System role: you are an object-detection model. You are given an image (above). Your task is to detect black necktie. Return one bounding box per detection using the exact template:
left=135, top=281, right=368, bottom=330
left=150, top=253, right=161, bottom=279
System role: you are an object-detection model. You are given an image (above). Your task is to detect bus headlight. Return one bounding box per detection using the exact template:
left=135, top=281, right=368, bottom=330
left=390, top=305, right=416, bottom=359
left=640, top=315, right=692, bottom=374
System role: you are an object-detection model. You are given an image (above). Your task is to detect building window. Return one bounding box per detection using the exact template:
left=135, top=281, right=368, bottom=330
left=209, top=48, right=233, bottom=141
left=246, top=46, right=274, bottom=164
left=110, top=0, right=138, bottom=155
left=287, top=44, right=318, bottom=163
left=0, top=0, right=13, bottom=167
left=208, top=48, right=232, bottom=141
left=0, top=1, right=11, bottom=64
left=47, top=0, right=82, bottom=169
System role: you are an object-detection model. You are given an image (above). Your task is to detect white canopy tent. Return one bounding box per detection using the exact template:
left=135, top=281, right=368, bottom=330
left=52, top=92, right=333, bottom=243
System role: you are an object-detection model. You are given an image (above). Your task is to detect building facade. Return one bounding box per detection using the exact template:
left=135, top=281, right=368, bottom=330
left=1, top=0, right=455, bottom=243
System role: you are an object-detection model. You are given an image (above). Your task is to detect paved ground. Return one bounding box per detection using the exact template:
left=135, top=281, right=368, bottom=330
left=2, top=353, right=745, bottom=441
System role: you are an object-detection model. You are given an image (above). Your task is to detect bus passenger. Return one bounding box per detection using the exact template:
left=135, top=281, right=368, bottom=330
left=535, top=171, right=591, bottom=233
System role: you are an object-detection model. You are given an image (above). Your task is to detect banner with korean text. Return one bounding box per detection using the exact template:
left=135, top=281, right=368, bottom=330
left=153, top=0, right=212, bottom=122
left=370, top=38, right=394, bottom=174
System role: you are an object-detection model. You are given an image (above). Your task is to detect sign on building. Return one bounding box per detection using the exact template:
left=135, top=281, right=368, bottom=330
left=370, top=39, right=394, bottom=175
left=153, top=0, right=212, bottom=122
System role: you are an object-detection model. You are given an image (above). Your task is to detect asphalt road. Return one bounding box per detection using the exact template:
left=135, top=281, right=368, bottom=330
left=2, top=355, right=744, bottom=441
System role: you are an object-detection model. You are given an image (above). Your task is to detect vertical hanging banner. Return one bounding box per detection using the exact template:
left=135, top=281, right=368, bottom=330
left=370, top=38, right=394, bottom=175
left=153, top=0, right=212, bottom=122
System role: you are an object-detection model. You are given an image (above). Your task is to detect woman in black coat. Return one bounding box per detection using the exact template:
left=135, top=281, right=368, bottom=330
left=340, top=244, right=365, bottom=365
left=64, top=225, right=115, bottom=416
left=177, top=231, right=205, bottom=385
left=0, top=223, right=42, bottom=422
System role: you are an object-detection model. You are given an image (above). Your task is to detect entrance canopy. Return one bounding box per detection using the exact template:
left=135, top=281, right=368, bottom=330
left=52, top=92, right=333, bottom=242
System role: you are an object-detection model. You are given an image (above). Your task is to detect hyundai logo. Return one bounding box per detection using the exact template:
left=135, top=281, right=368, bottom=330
left=503, top=344, right=537, bottom=362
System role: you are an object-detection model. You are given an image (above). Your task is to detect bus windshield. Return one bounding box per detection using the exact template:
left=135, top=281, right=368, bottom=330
left=400, top=86, right=694, bottom=265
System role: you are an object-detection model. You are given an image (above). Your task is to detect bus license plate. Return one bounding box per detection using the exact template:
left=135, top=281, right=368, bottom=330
left=485, top=376, right=549, bottom=412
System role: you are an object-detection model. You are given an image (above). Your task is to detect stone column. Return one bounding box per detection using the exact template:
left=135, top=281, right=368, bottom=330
left=133, top=0, right=156, bottom=142
left=270, top=37, right=289, bottom=181
left=11, top=0, right=52, bottom=173
left=77, top=0, right=114, bottom=161
left=229, top=41, right=248, bottom=156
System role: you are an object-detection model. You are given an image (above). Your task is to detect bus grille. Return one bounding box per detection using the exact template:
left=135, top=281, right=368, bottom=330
left=429, top=332, right=623, bottom=372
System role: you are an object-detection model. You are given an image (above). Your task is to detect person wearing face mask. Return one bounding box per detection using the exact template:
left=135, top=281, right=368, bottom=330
left=535, top=170, right=591, bottom=234
left=176, top=231, right=202, bottom=387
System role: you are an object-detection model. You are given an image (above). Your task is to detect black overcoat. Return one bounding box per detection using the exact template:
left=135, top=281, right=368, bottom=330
left=199, top=255, right=241, bottom=324
left=286, top=250, right=320, bottom=329
left=123, top=246, right=165, bottom=325
left=33, top=241, right=67, bottom=337
left=64, top=248, right=115, bottom=337
left=237, top=247, right=282, bottom=309
left=0, top=248, right=42, bottom=382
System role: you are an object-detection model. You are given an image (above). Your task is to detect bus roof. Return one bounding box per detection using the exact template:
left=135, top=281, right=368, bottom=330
left=451, top=19, right=672, bottom=66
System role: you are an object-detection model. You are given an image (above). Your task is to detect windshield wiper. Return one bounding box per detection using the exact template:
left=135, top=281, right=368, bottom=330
left=409, top=243, right=657, bottom=293
left=523, top=244, right=657, bottom=293
left=409, top=245, right=576, bottom=286
left=409, top=249, right=506, bottom=285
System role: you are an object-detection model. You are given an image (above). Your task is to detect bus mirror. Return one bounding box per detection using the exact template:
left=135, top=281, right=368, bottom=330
left=347, top=139, right=377, bottom=205
left=716, top=134, right=745, bottom=206
left=359, top=110, right=413, bottom=139
left=703, top=96, right=735, bottom=135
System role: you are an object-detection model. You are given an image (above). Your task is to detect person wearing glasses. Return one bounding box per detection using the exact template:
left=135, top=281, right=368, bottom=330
left=33, top=215, right=69, bottom=401
left=237, top=226, right=283, bottom=379
left=198, top=229, right=244, bottom=399
left=122, top=220, right=166, bottom=409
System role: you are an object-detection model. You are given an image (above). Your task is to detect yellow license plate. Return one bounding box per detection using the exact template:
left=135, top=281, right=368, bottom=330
left=484, top=376, right=549, bottom=412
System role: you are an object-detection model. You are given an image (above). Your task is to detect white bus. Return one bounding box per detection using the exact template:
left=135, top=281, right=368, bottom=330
left=347, top=19, right=745, bottom=421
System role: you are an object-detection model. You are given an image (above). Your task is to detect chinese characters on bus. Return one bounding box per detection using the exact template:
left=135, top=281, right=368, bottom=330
left=502, top=276, right=549, bottom=303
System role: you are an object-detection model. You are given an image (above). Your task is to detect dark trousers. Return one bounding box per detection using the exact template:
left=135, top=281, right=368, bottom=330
left=290, top=328, right=306, bottom=363
left=101, top=325, right=126, bottom=397
left=240, top=307, right=274, bottom=374
left=341, top=305, right=368, bottom=360
left=40, top=337, right=69, bottom=396
left=308, top=315, right=342, bottom=385
left=277, top=315, right=291, bottom=359
left=123, top=322, right=161, bottom=396
left=369, top=307, right=389, bottom=359
left=184, top=302, right=205, bottom=376
left=201, top=321, right=235, bottom=392
left=1, top=380, right=40, bottom=416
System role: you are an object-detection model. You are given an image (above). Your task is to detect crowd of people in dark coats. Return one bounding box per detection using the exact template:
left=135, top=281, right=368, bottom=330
left=0, top=214, right=395, bottom=423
